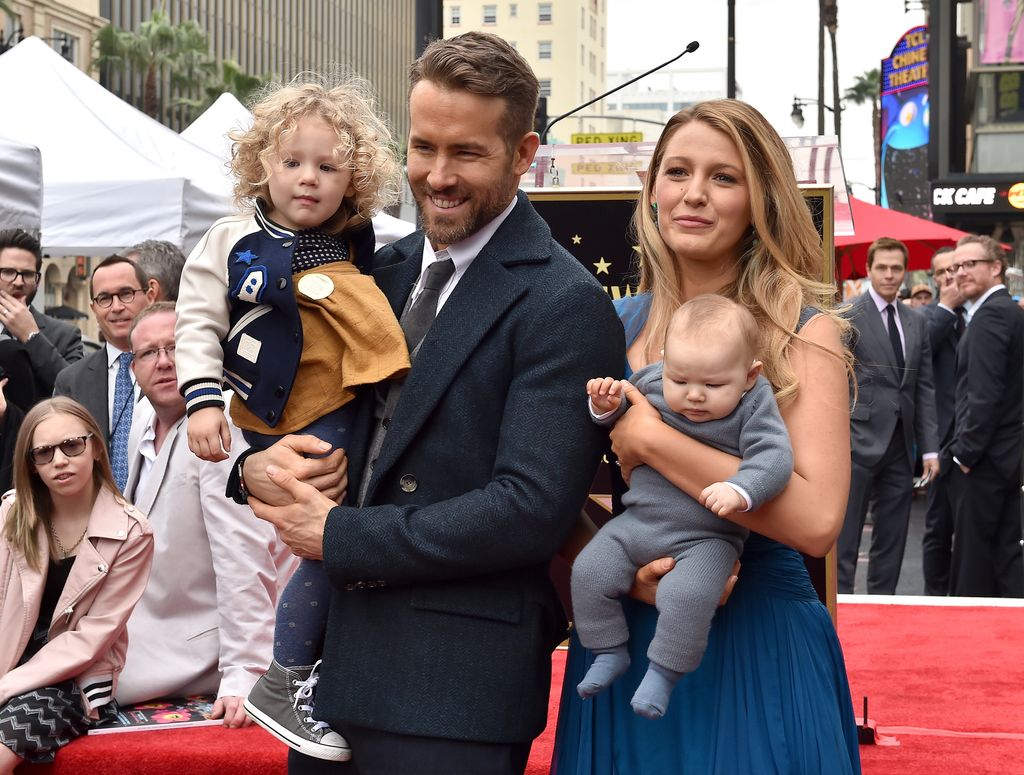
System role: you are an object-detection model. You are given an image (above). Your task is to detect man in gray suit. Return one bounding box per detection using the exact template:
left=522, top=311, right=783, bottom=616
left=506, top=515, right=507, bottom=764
left=838, top=237, right=939, bottom=594
left=0, top=229, right=83, bottom=395
left=54, top=255, right=155, bottom=489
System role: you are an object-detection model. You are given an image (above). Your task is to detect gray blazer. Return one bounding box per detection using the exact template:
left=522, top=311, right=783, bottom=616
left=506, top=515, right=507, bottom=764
left=53, top=347, right=110, bottom=438
left=846, top=291, right=938, bottom=467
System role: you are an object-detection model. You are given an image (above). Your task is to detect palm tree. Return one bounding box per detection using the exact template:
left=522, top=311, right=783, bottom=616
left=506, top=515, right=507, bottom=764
left=844, top=68, right=881, bottom=203
left=176, top=58, right=273, bottom=120
left=93, top=8, right=210, bottom=122
left=823, top=0, right=841, bottom=141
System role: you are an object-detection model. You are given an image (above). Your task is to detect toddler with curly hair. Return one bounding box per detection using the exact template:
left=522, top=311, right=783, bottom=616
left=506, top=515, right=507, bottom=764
left=174, top=75, right=410, bottom=762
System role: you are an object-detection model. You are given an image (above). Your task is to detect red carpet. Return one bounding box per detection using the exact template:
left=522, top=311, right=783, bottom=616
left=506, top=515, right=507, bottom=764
left=22, top=600, right=1024, bottom=774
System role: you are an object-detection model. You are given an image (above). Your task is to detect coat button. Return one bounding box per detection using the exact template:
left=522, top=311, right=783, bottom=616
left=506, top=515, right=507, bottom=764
left=266, top=410, right=277, bottom=422
left=400, top=474, right=417, bottom=492
left=277, top=278, right=288, bottom=290
left=98, top=564, right=108, bottom=573
left=274, top=386, right=286, bottom=398
left=292, top=331, right=300, bottom=343
left=382, top=417, right=390, bottom=429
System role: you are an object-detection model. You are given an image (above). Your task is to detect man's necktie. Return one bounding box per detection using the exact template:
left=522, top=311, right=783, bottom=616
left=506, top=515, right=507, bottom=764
left=401, top=253, right=456, bottom=356
left=955, top=306, right=966, bottom=336
left=885, top=304, right=905, bottom=371
left=110, top=351, right=133, bottom=492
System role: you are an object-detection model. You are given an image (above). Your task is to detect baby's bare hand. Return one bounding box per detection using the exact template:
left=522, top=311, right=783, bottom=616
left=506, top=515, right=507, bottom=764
left=187, top=407, right=232, bottom=462
left=700, top=482, right=745, bottom=517
left=587, top=377, right=624, bottom=414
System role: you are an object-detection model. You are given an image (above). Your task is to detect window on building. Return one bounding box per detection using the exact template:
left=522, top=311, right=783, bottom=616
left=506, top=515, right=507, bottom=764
left=538, top=40, right=552, bottom=59
left=580, top=7, right=585, bottom=28
left=590, top=16, right=596, bottom=39
left=590, top=51, right=596, bottom=74
left=539, top=78, right=552, bottom=98
left=450, top=5, right=461, bottom=25
left=509, top=40, right=517, bottom=49
left=483, top=4, right=497, bottom=24
left=50, top=28, right=78, bottom=65
left=509, top=3, right=517, bottom=17
left=580, top=44, right=584, bottom=65
left=539, top=3, right=553, bottom=23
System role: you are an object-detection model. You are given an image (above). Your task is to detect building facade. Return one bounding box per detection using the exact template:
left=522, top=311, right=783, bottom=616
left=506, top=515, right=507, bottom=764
left=443, top=0, right=607, bottom=141
left=0, top=0, right=106, bottom=67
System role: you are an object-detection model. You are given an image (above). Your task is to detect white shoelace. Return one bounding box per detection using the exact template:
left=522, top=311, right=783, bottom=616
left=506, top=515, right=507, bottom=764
left=292, top=659, right=331, bottom=733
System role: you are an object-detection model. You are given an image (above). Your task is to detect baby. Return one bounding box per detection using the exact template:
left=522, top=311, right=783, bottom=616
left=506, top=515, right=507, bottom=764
left=572, top=294, right=793, bottom=719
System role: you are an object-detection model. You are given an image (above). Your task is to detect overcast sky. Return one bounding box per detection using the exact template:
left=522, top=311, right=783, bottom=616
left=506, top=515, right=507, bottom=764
left=607, top=0, right=928, bottom=202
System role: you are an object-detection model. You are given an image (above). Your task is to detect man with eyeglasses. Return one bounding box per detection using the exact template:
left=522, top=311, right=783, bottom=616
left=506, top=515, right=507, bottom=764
left=0, top=229, right=84, bottom=395
left=838, top=236, right=939, bottom=595
left=919, top=246, right=965, bottom=595
left=54, top=255, right=155, bottom=491
left=944, top=234, right=1024, bottom=597
left=113, top=302, right=295, bottom=726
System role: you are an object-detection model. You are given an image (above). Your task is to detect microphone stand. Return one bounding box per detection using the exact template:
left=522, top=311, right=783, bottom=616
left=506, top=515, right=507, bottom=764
left=540, top=41, right=700, bottom=145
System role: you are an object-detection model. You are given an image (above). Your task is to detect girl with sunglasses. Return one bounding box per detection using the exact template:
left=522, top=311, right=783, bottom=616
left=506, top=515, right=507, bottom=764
left=0, top=397, right=153, bottom=772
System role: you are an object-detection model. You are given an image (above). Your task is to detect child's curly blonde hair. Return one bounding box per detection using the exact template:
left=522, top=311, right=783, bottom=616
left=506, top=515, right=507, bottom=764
left=230, top=73, right=401, bottom=234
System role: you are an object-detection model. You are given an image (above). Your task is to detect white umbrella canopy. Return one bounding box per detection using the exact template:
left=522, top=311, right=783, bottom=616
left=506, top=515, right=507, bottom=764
left=0, top=37, right=232, bottom=256
left=0, top=135, right=43, bottom=235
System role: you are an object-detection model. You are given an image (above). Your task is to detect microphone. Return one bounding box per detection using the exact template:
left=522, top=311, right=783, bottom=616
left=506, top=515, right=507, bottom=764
left=540, top=41, right=700, bottom=144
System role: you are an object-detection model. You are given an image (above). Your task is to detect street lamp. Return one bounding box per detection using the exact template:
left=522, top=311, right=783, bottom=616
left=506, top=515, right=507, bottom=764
left=790, top=96, right=843, bottom=134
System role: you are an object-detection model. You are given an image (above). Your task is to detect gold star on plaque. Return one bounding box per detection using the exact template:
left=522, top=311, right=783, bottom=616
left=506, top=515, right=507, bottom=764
left=593, top=257, right=611, bottom=275
left=572, top=234, right=582, bottom=245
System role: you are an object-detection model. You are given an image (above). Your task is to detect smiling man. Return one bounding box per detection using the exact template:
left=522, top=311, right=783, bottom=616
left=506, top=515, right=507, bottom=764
left=838, top=236, right=938, bottom=594
left=54, top=255, right=155, bottom=490
left=944, top=235, right=1024, bottom=597
left=237, top=31, right=623, bottom=775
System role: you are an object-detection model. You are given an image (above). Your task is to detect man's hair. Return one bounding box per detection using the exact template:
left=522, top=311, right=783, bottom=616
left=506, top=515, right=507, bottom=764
left=0, top=229, right=42, bottom=271
left=410, top=31, right=539, bottom=151
left=957, top=233, right=1007, bottom=277
left=129, top=301, right=177, bottom=345
left=90, top=254, right=149, bottom=298
left=866, top=237, right=909, bottom=269
left=667, top=294, right=760, bottom=363
left=126, top=240, right=186, bottom=302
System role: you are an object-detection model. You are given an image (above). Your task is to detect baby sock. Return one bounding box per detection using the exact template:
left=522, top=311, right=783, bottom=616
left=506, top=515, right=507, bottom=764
left=577, top=644, right=630, bottom=699
left=630, top=661, right=684, bottom=720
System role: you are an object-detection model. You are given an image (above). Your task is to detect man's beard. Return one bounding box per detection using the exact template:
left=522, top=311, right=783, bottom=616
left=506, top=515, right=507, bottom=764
left=414, top=172, right=517, bottom=248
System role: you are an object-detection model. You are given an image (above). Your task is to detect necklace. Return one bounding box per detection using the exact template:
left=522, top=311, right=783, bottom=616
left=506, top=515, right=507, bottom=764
left=50, top=522, right=88, bottom=559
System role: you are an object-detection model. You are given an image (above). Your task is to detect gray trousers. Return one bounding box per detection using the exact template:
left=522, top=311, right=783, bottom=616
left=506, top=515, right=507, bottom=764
left=571, top=510, right=742, bottom=674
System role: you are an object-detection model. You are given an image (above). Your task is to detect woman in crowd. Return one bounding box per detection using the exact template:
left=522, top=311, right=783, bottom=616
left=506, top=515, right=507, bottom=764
left=554, top=99, right=861, bottom=774
left=0, top=397, right=153, bottom=772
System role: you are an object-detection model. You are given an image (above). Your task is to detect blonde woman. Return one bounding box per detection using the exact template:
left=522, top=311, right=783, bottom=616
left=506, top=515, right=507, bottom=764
left=554, top=100, right=861, bottom=774
left=0, top=398, right=153, bottom=772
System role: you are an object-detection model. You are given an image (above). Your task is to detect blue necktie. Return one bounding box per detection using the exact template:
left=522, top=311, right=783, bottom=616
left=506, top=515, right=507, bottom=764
left=111, top=352, right=133, bottom=492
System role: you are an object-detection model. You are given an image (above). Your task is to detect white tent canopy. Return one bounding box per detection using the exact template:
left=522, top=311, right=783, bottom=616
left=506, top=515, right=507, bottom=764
left=0, top=37, right=232, bottom=256
left=0, top=135, right=43, bottom=235
left=181, top=92, right=416, bottom=249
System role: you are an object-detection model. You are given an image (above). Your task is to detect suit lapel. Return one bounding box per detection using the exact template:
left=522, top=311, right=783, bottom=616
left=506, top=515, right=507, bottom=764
left=132, top=418, right=181, bottom=515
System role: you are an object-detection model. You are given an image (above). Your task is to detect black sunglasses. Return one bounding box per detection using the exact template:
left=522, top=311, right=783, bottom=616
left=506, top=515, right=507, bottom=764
left=29, top=433, right=94, bottom=465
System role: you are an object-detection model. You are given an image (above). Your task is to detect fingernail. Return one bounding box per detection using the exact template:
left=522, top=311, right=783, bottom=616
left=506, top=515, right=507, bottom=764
left=319, top=441, right=330, bottom=450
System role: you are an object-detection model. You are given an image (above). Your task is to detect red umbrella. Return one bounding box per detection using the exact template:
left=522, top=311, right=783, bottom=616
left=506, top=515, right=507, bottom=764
left=834, top=198, right=970, bottom=279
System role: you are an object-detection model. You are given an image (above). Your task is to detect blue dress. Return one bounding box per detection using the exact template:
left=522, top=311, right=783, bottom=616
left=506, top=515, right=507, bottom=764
left=552, top=294, right=861, bottom=775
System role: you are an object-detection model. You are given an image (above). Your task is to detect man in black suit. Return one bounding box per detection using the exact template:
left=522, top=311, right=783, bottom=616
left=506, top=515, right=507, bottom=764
left=946, top=235, right=1024, bottom=597
left=0, top=228, right=83, bottom=395
left=53, top=255, right=155, bottom=489
left=838, top=237, right=939, bottom=594
left=920, top=246, right=965, bottom=595
left=241, top=32, right=623, bottom=775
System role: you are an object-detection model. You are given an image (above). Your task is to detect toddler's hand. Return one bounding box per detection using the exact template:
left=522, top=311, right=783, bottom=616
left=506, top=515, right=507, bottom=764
left=700, top=482, right=745, bottom=517
left=587, top=377, right=624, bottom=415
left=187, top=406, right=232, bottom=462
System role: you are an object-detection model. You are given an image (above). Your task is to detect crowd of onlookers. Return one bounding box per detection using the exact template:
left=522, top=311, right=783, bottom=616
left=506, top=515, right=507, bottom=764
left=838, top=235, right=1024, bottom=599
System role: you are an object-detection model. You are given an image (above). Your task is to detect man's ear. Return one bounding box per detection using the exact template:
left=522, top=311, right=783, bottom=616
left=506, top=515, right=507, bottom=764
left=146, top=278, right=160, bottom=302
left=746, top=359, right=763, bottom=390
left=512, top=131, right=541, bottom=176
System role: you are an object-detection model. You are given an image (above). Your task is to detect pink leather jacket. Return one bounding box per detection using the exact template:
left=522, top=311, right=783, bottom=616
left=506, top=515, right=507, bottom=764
left=0, top=487, right=153, bottom=717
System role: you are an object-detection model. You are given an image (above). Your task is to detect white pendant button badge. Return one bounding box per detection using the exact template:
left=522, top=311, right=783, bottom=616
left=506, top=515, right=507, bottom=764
left=297, top=273, right=334, bottom=301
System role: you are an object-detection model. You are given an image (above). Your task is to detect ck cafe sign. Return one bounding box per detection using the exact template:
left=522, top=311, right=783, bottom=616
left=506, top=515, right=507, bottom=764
left=931, top=181, right=1024, bottom=213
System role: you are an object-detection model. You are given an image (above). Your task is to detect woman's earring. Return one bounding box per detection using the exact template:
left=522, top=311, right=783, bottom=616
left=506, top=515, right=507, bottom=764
left=650, top=202, right=659, bottom=223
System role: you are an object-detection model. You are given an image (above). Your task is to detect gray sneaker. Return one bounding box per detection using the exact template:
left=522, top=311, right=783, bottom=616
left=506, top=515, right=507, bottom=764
left=244, top=659, right=352, bottom=761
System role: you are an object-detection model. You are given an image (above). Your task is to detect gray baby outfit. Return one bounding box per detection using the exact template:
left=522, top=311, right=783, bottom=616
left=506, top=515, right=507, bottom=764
left=572, top=364, right=793, bottom=674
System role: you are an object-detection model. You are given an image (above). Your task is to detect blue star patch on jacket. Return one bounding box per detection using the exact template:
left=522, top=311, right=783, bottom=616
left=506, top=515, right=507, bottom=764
left=235, top=249, right=258, bottom=266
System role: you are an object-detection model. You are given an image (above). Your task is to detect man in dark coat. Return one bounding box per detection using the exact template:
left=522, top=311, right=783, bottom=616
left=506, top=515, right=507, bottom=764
left=239, top=32, right=623, bottom=775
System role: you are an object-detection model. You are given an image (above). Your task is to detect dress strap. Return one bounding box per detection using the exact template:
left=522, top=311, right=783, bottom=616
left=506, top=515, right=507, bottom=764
left=613, top=293, right=652, bottom=348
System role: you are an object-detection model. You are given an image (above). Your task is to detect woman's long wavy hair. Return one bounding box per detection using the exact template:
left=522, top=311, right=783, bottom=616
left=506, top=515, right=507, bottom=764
left=2, top=398, right=120, bottom=572
left=230, top=72, right=402, bottom=234
left=635, top=99, right=851, bottom=407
